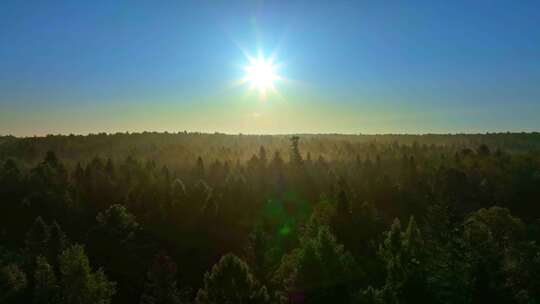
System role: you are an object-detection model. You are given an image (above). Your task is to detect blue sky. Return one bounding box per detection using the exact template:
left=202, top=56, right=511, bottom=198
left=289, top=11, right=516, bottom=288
left=1, top=0, right=540, bottom=135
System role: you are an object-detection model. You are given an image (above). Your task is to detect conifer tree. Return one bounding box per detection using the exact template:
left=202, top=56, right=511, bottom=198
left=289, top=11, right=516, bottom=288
left=26, top=217, right=50, bottom=259
left=196, top=254, right=270, bottom=304
left=0, top=263, right=28, bottom=303
left=47, top=221, right=67, bottom=265
left=59, top=244, right=116, bottom=304
left=33, top=256, right=59, bottom=304
left=140, top=253, right=182, bottom=304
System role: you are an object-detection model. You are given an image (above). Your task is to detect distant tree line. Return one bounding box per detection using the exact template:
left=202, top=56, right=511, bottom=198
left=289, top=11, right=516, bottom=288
left=1, top=133, right=540, bottom=303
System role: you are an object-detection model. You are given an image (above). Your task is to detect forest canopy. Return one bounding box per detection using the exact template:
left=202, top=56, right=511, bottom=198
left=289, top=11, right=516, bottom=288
left=1, top=132, right=540, bottom=303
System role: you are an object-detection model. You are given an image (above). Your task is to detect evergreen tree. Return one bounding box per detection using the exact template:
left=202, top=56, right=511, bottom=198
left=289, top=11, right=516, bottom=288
left=33, top=256, right=59, bottom=304
left=279, top=226, right=357, bottom=304
left=0, top=263, right=28, bottom=303
left=0, top=158, right=22, bottom=199
left=331, top=178, right=352, bottom=248
left=258, top=146, right=268, bottom=168
left=43, top=151, right=61, bottom=169
left=47, top=221, right=68, bottom=266
left=356, top=286, right=396, bottom=304
left=464, top=207, right=528, bottom=303
left=245, top=226, right=271, bottom=283
left=290, top=136, right=303, bottom=166
left=376, top=217, right=431, bottom=304
left=194, top=156, right=205, bottom=179
left=196, top=254, right=270, bottom=304
left=73, top=163, right=85, bottom=185
left=26, top=217, right=50, bottom=259
left=140, top=253, right=182, bottom=304
left=95, top=204, right=139, bottom=242
left=59, top=244, right=116, bottom=304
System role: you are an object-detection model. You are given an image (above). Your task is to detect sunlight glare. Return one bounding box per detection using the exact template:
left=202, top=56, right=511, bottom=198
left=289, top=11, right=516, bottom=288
left=242, top=55, right=281, bottom=98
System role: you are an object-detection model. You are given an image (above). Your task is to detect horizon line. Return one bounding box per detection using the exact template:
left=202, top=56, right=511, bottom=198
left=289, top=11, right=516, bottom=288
left=2, top=130, right=540, bottom=139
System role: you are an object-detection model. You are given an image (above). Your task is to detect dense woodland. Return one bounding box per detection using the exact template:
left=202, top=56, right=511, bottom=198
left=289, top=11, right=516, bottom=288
left=1, top=132, right=540, bottom=303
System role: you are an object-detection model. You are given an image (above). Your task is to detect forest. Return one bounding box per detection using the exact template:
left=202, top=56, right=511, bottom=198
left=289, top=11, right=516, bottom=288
left=1, top=132, right=540, bottom=303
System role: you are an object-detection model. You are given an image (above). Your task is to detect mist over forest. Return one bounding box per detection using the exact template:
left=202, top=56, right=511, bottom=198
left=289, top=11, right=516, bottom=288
left=2, top=132, right=540, bottom=303
left=3, top=0, right=540, bottom=302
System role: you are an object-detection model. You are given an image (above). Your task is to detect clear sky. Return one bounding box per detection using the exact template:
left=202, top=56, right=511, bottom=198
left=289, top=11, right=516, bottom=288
left=1, top=0, right=540, bottom=136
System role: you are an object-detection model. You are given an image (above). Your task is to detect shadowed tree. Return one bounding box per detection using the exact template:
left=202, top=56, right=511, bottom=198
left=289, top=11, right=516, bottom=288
left=290, top=136, right=303, bottom=166
left=194, top=156, right=205, bottom=180
left=140, top=253, right=182, bottom=304
left=26, top=217, right=50, bottom=260
left=47, top=221, right=68, bottom=266
left=331, top=178, right=353, bottom=249
left=0, top=263, right=28, bottom=303
left=464, top=207, right=529, bottom=303
left=245, top=226, right=271, bottom=284
left=277, top=226, right=358, bottom=304
left=362, top=217, right=431, bottom=304
left=33, top=256, right=59, bottom=304
left=94, top=204, right=139, bottom=242
left=258, top=146, right=268, bottom=169
left=59, top=244, right=116, bottom=304
left=196, top=253, right=270, bottom=304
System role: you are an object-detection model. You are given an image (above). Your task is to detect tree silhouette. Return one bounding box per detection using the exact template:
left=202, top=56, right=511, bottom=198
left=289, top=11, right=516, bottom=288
left=26, top=217, right=50, bottom=259
left=0, top=263, right=28, bottom=303
left=278, top=226, right=357, bottom=304
left=140, top=253, right=182, bottom=304
left=59, top=244, right=116, bottom=304
left=290, top=136, right=303, bottom=166
left=33, top=256, right=59, bottom=304
left=196, top=254, right=270, bottom=304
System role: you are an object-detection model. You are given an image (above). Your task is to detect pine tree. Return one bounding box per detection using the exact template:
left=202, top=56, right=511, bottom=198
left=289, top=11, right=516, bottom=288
left=245, top=226, right=270, bottom=283
left=26, top=217, right=50, bottom=259
left=280, top=226, right=357, bottom=304
left=59, top=244, right=116, bottom=304
left=73, top=163, right=85, bottom=185
left=331, top=178, right=352, bottom=248
left=43, top=151, right=60, bottom=169
left=290, top=136, right=303, bottom=166
left=377, top=217, right=431, bottom=304
left=47, top=221, right=68, bottom=265
left=33, top=256, right=59, bottom=304
left=0, top=263, right=28, bottom=303
left=258, top=146, right=268, bottom=168
left=194, top=156, right=205, bottom=179
left=196, top=254, right=270, bottom=304
left=95, top=204, right=139, bottom=242
left=140, top=253, right=182, bottom=304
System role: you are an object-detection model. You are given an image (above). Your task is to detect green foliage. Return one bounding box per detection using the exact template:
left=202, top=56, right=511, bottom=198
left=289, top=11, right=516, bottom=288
left=33, top=256, right=59, bottom=304
left=289, top=136, right=303, bottom=166
left=47, top=221, right=68, bottom=264
left=464, top=207, right=532, bottom=303
left=59, top=244, right=116, bottom=304
left=278, top=226, right=358, bottom=303
left=2, top=134, right=540, bottom=303
left=464, top=206, right=525, bottom=249
left=196, top=253, right=270, bottom=304
left=355, top=286, right=396, bottom=304
left=245, top=226, right=272, bottom=284
left=0, top=263, right=28, bottom=303
left=140, top=253, right=182, bottom=304
left=375, top=217, right=431, bottom=304
left=26, top=217, right=50, bottom=259
left=95, top=204, right=139, bottom=242
left=424, top=203, right=474, bottom=304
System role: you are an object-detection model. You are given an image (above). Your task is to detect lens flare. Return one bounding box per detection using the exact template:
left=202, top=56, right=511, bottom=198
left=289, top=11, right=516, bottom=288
left=241, top=54, right=282, bottom=99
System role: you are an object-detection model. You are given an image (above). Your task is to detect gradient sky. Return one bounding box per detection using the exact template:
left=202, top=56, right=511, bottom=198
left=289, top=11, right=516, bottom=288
left=1, top=0, right=540, bottom=136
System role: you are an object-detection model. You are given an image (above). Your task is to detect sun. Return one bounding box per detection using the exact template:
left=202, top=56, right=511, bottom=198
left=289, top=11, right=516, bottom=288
left=242, top=55, right=281, bottom=98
